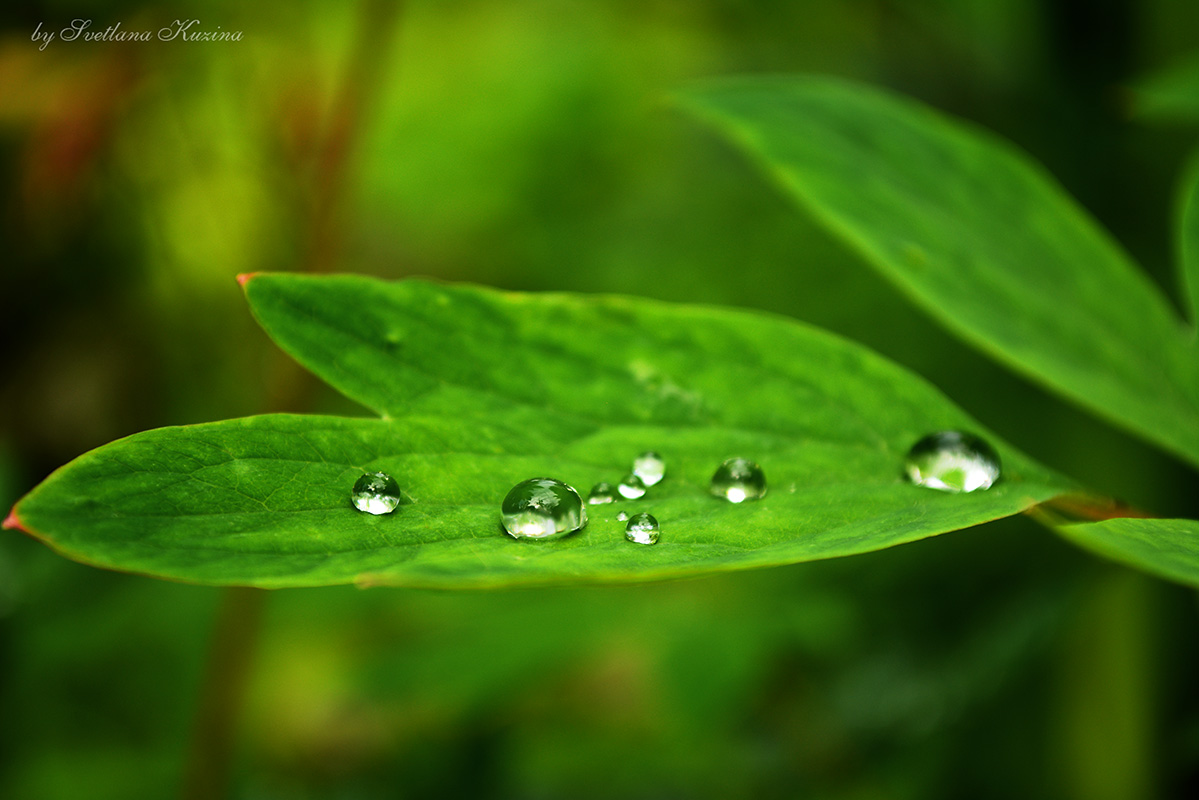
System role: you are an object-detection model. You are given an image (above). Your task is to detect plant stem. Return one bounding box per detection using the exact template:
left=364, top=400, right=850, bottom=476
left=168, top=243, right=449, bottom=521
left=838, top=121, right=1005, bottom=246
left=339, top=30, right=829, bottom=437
left=184, top=7, right=406, bottom=796
left=265, top=0, right=404, bottom=414
left=1052, top=568, right=1158, bottom=800
left=181, top=587, right=267, bottom=800
left=306, top=0, right=403, bottom=273
left=1034, top=494, right=1156, bottom=524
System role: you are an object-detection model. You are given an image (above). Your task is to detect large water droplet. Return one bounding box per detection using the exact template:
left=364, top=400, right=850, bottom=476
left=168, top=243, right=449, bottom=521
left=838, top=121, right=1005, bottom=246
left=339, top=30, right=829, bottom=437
left=351, top=471, right=402, bottom=515
left=588, top=482, right=618, bottom=505
left=625, top=512, right=660, bottom=545
left=501, top=478, right=587, bottom=539
left=904, top=431, right=1001, bottom=493
left=618, top=473, right=647, bottom=500
left=632, top=451, right=665, bottom=487
left=710, top=457, right=766, bottom=503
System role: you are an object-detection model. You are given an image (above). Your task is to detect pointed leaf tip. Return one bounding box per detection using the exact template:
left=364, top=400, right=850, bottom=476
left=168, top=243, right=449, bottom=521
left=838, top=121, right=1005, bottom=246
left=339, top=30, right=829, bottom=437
left=3, top=509, right=23, bottom=532
left=237, top=272, right=259, bottom=288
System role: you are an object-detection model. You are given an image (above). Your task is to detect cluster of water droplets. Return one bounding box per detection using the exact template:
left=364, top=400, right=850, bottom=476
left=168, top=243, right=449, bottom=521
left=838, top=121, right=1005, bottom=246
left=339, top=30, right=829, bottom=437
left=350, top=431, right=1002, bottom=545
left=490, top=451, right=671, bottom=545
left=596, top=451, right=667, bottom=544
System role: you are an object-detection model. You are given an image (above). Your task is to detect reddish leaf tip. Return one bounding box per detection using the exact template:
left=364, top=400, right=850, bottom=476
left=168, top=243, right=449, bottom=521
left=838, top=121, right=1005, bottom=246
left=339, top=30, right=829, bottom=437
left=3, top=509, right=23, bottom=532
left=237, top=272, right=259, bottom=288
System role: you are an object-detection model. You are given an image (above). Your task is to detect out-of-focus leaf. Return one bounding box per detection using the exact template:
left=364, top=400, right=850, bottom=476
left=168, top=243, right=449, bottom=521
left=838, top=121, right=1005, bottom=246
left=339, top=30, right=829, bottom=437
left=1130, top=53, right=1199, bottom=122
left=1056, top=518, right=1199, bottom=588
left=679, top=75, right=1199, bottom=468
left=1176, top=149, right=1199, bottom=329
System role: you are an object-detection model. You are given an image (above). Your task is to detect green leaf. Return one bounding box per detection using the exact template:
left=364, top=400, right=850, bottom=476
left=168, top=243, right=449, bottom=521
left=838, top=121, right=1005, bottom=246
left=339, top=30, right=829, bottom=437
left=1056, top=518, right=1199, bottom=589
left=1177, top=149, right=1199, bottom=329
left=678, top=75, right=1199, bottom=468
left=1130, top=53, right=1199, bottom=122
left=8, top=275, right=1073, bottom=588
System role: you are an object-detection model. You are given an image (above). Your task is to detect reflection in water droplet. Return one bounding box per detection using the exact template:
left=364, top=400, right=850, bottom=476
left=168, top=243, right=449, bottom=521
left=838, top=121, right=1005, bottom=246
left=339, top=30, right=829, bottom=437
left=632, top=451, right=665, bottom=487
left=710, top=457, right=766, bottom=503
left=625, top=512, right=660, bottom=545
left=904, top=431, right=1001, bottom=492
left=352, top=472, right=402, bottom=515
left=501, top=478, right=587, bottom=539
left=616, top=511, right=630, bottom=522
left=618, top=473, right=647, bottom=500
left=588, top=482, right=618, bottom=504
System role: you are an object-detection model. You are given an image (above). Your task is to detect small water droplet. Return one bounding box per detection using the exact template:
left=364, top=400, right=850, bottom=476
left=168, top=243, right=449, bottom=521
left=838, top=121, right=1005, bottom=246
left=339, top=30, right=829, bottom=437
left=904, top=431, right=1001, bottom=492
left=632, top=451, right=665, bottom=487
left=352, top=472, right=402, bottom=515
left=618, top=473, right=647, bottom=500
left=710, top=457, right=766, bottom=503
left=588, top=482, right=618, bottom=504
left=625, top=512, right=660, bottom=545
left=501, top=478, right=587, bottom=539
left=616, top=511, right=630, bottom=521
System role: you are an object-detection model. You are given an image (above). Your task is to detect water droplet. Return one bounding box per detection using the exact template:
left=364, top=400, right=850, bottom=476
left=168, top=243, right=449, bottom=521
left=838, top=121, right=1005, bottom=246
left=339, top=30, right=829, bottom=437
left=501, top=478, right=587, bottom=539
left=632, top=451, right=665, bottom=487
left=618, top=473, right=647, bottom=500
left=904, top=431, right=1001, bottom=493
left=351, top=472, right=402, bottom=515
left=710, top=457, right=766, bottom=503
left=616, top=511, right=630, bottom=522
left=588, top=482, right=618, bottom=505
left=625, top=512, right=660, bottom=545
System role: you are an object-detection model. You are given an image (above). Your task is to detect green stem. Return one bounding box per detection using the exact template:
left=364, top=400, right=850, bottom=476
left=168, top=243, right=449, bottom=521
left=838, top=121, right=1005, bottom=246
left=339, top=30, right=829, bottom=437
left=181, top=587, right=267, bottom=800
left=306, top=0, right=403, bottom=273
left=1033, top=494, right=1156, bottom=525
left=1052, top=568, right=1158, bottom=800
left=266, top=0, right=404, bottom=414
left=182, top=6, right=407, bottom=796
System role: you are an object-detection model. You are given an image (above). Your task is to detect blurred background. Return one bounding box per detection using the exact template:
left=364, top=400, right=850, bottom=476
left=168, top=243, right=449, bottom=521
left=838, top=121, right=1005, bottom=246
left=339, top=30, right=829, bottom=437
left=3, top=0, right=1199, bottom=797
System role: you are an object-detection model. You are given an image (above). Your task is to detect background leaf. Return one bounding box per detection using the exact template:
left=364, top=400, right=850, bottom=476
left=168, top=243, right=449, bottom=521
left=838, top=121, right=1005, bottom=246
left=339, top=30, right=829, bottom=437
left=1130, top=52, right=1199, bottom=122
left=1177, top=149, right=1199, bottom=329
left=679, top=75, right=1199, bottom=468
left=1056, top=518, right=1199, bottom=589
left=8, top=275, right=1073, bottom=588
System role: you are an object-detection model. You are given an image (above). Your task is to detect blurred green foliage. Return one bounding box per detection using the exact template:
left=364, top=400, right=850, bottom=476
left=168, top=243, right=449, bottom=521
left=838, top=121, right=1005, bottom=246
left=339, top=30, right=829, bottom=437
left=3, top=0, right=1199, bottom=797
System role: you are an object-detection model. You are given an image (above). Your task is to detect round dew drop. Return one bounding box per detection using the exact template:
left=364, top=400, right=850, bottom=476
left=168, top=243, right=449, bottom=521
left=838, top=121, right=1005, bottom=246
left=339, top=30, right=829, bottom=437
left=351, top=472, right=402, bottom=515
left=501, top=477, right=587, bottom=539
left=616, top=511, right=630, bottom=522
left=625, top=512, right=660, bottom=545
left=588, top=482, right=618, bottom=505
left=904, top=431, right=1001, bottom=493
left=632, top=451, right=665, bottom=487
left=617, top=473, right=647, bottom=500
left=710, top=457, right=766, bottom=503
